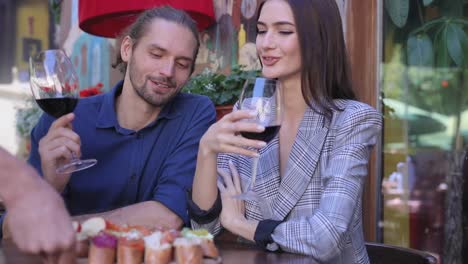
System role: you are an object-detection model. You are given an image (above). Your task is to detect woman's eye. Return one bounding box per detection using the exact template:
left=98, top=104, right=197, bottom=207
left=279, top=31, right=293, bottom=35
left=257, top=29, right=266, bottom=34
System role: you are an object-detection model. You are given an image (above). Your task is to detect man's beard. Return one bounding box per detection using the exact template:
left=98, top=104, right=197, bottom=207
left=128, top=58, right=178, bottom=108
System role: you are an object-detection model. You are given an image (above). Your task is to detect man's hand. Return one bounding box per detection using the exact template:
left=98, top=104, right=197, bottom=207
left=5, top=172, right=75, bottom=263
left=38, top=113, right=81, bottom=192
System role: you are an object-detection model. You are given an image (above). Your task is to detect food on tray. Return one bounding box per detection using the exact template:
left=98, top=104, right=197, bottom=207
left=143, top=231, right=173, bottom=264
left=181, top=228, right=219, bottom=258
left=174, top=237, right=203, bottom=264
left=81, top=217, right=106, bottom=237
left=73, top=221, right=89, bottom=258
left=117, top=229, right=146, bottom=264
left=72, top=218, right=219, bottom=263
left=88, top=232, right=117, bottom=264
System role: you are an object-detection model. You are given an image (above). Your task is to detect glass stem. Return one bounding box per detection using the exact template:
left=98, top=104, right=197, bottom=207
left=70, top=152, right=81, bottom=164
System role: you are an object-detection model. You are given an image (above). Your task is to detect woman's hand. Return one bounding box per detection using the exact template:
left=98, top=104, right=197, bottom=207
left=38, top=113, right=81, bottom=191
left=199, top=110, right=266, bottom=158
left=217, top=160, right=246, bottom=230
left=217, top=160, right=258, bottom=241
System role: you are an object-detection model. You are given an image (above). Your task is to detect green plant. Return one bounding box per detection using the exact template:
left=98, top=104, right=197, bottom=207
left=184, top=66, right=260, bottom=106
left=385, top=0, right=467, bottom=69
left=15, top=97, right=43, bottom=138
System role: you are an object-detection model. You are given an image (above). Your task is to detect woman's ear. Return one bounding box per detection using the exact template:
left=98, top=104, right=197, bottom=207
left=120, top=36, right=133, bottom=63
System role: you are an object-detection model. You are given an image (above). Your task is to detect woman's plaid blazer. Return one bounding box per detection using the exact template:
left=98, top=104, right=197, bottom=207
left=192, top=99, right=382, bottom=264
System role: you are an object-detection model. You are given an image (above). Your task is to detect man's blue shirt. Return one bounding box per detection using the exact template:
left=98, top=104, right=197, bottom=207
left=28, top=81, right=216, bottom=224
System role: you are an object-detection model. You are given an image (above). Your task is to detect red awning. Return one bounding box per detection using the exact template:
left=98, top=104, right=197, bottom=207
left=78, top=0, right=215, bottom=38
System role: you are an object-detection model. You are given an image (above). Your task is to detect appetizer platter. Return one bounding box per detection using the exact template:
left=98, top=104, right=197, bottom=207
left=73, top=217, right=221, bottom=264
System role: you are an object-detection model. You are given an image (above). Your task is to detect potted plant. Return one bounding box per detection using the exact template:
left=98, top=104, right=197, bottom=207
left=184, top=65, right=260, bottom=120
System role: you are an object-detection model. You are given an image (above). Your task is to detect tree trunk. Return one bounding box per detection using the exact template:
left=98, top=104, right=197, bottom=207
left=443, top=150, right=465, bottom=264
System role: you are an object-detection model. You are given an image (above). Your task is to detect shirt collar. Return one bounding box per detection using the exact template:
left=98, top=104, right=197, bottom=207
left=96, top=80, right=181, bottom=129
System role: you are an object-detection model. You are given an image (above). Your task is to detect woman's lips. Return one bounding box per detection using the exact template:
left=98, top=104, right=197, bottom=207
left=262, top=56, right=279, bottom=66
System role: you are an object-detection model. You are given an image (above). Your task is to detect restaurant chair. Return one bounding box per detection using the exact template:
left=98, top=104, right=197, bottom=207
left=366, top=242, right=437, bottom=264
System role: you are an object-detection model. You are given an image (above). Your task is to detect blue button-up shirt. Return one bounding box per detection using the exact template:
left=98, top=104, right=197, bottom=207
left=28, top=81, right=216, bottom=224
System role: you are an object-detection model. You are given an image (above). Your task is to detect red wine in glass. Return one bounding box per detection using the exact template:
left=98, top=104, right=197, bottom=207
left=35, top=97, right=78, bottom=118
left=240, top=125, right=281, bottom=143
left=29, top=49, right=97, bottom=174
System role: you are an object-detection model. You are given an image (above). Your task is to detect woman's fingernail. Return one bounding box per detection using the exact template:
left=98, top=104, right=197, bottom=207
left=249, top=111, right=257, bottom=116
left=253, top=152, right=260, bottom=157
left=258, top=141, right=267, bottom=147
left=257, top=125, right=265, bottom=131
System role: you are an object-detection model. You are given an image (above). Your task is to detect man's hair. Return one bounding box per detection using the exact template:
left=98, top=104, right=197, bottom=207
left=112, top=6, right=200, bottom=74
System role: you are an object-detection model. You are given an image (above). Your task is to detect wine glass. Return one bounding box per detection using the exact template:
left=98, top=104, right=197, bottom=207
left=29, top=49, right=97, bottom=174
left=233, top=77, right=282, bottom=216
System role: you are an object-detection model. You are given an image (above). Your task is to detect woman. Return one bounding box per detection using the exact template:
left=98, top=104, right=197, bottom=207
left=188, top=0, right=381, bottom=263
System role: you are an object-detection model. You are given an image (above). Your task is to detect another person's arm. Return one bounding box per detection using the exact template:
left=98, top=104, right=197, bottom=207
left=0, top=147, right=75, bottom=258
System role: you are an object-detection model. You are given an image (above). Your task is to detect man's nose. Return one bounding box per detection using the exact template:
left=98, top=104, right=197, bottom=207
left=160, top=59, right=175, bottom=77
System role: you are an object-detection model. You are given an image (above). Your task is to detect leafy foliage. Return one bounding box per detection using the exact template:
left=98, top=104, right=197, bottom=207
left=385, top=0, right=409, bottom=28
left=183, top=66, right=260, bottom=106
left=15, top=98, right=43, bottom=138
left=407, top=33, right=434, bottom=67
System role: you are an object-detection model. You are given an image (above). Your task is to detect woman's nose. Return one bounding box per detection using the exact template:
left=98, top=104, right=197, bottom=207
left=259, top=31, right=276, bottom=49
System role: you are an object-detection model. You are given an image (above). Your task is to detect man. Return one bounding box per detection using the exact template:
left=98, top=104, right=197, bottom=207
left=8, top=6, right=215, bottom=231
left=0, top=147, right=75, bottom=263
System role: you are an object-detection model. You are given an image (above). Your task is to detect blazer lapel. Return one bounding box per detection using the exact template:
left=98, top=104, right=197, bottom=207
left=270, top=107, right=329, bottom=220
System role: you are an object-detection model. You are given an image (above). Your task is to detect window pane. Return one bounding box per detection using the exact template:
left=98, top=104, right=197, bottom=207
left=381, top=1, right=467, bottom=262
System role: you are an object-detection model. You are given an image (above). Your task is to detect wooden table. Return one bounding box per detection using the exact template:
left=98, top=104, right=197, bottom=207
left=0, top=239, right=317, bottom=263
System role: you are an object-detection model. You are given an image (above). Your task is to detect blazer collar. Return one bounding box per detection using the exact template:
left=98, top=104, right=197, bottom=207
left=258, top=106, right=330, bottom=220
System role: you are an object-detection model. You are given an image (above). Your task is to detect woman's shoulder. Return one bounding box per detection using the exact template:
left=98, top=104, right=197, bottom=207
left=331, top=99, right=382, bottom=127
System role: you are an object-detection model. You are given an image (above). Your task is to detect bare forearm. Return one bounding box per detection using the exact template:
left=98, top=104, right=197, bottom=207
left=72, top=201, right=183, bottom=229
left=0, top=148, right=42, bottom=207
left=192, top=147, right=219, bottom=210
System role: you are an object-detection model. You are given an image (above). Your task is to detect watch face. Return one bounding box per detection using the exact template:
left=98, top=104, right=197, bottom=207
left=241, top=0, right=257, bottom=19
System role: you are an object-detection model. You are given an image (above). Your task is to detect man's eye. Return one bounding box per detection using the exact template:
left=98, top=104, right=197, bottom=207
left=257, top=30, right=266, bottom=35
left=177, top=62, right=189, bottom=69
left=151, top=53, right=162, bottom=58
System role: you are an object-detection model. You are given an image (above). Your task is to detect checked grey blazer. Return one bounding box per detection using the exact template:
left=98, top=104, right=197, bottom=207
left=192, top=100, right=382, bottom=264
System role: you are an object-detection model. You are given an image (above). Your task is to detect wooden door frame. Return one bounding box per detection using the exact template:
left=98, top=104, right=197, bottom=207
left=345, top=0, right=383, bottom=242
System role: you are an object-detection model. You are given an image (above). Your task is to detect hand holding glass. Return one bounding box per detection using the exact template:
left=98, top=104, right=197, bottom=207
left=233, top=77, right=282, bottom=208
left=29, top=49, right=97, bottom=174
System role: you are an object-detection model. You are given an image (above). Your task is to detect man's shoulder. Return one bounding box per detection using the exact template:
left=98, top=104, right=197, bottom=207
left=170, top=93, right=216, bottom=124
left=173, top=93, right=215, bottom=111
left=176, top=93, right=212, bottom=104
left=75, top=93, right=107, bottom=113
